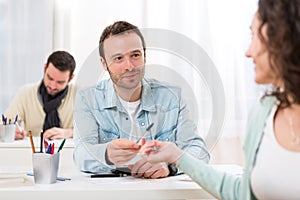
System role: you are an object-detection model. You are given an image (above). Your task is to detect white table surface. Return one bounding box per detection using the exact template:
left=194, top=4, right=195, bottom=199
left=0, top=138, right=243, bottom=200
left=0, top=164, right=243, bottom=200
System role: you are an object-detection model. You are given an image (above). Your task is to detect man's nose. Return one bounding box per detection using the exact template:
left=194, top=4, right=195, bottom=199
left=48, top=80, right=57, bottom=89
left=123, top=56, right=135, bottom=71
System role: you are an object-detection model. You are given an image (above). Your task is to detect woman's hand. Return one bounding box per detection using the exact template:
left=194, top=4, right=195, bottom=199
left=140, top=140, right=184, bottom=165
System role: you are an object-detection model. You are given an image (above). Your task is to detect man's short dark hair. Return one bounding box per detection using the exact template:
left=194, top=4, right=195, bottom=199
left=99, top=21, right=146, bottom=61
left=46, top=51, right=76, bottom=78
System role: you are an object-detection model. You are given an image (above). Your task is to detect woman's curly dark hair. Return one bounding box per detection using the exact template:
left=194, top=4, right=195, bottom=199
left=258, top=0, right=300, bottom=107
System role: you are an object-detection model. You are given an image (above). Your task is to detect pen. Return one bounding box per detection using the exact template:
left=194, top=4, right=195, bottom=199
left=15, top=121, right=23, bottom=132
left=44, top=139, right=49, bottom=152
left=2, top=114, right=7, bottom=125
left=136, top=123, right=154, bottom=143
left=28, top=130, right=36, bottom=153
left=40, top=130, right=44, bottom=153
left=91, top=173, right=128, bottom=178
left=14, top=115, right=18, bottom=124
left=46, top=143, right=52, bottom=154
left=50, top=143, right=54, bottom=154
left=57, top=139, right=66, bottom=152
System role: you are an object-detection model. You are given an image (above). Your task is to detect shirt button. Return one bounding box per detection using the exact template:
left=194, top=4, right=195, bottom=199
left=103, top=138, right=106, bottom=141
left=141, top=122, right=145, bottom=126
left=166, top=138, right=169, bottom=141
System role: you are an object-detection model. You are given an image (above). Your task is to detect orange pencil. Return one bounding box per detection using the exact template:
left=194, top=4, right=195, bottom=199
left=28, top=130, right=35, bottom=153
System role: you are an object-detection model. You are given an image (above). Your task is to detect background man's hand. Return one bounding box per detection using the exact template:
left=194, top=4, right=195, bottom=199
left=43, top=127, right=73, bottom=139
left=15, top=124, right=26, bottom=140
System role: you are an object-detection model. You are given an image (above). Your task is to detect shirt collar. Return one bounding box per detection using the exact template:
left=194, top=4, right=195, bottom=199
left=97, top=78, right=156, bottom=112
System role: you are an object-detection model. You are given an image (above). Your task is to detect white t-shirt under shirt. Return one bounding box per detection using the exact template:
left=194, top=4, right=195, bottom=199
left=118, top=96, right=142, bottom=142
left=251, top=104, right=300, bottom=200
left=118, top=96, right=143, bottom=165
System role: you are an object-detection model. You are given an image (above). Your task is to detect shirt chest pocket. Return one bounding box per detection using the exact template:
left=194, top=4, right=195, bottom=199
left=156, top=128, right=176, bottom=142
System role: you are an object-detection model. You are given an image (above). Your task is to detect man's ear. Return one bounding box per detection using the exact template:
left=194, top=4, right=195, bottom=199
left=100, top=57, right=108, bottom=71
left=43, top=64, right=47, bottom=73
left=68, top=73, right=75, bottom=82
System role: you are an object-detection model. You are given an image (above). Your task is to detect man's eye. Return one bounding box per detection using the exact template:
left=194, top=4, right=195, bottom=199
left=114, top=56, right=123, bottom=61
left=132, top=53, right=141, bottom=58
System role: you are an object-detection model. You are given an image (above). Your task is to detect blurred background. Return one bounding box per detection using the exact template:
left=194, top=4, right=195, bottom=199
left=0, top=0, right=265, bottom=165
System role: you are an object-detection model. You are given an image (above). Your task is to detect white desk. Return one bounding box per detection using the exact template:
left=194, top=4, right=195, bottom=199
left=0, top=170, right=216, bottom=200
left=0, top=139, right=242, bottom=200
left=0, top=165, right=243, bottom=200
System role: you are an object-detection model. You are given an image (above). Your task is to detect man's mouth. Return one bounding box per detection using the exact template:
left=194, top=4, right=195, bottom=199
left=122, top=72, right=138, bottom=78
left=47, top=87, right=58, bottom=94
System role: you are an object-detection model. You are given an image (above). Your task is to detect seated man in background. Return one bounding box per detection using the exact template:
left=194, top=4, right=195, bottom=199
left=73, top=21, right=209, bottom=179
left=5, top=50, right=77, bottom=140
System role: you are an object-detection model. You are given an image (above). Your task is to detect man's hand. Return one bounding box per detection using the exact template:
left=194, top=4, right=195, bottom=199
left=128, top=158, right=169, bottom=179
left=107, top=138, right=141, bottom=166
left=43, top=127, right=73, bottom=139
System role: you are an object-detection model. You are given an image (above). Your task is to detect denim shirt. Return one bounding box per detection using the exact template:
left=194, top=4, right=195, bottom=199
left=73, top=78, right=209, bottom=173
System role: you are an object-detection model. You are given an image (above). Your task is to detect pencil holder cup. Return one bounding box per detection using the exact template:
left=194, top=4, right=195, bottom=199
left=32, top=152, right=60, bottom=184
left=3, top=124, right=15, bottom=142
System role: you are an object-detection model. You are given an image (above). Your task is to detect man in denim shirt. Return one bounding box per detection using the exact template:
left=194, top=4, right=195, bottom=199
left=73, top=21, right=209, bottom=178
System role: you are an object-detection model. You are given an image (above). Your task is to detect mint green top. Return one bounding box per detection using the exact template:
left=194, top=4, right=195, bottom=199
left=177, top=96, right=277, bottom=200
